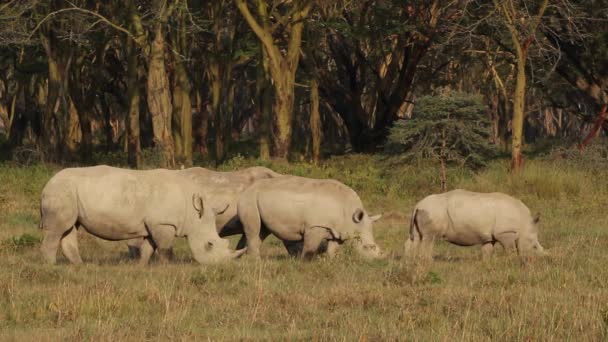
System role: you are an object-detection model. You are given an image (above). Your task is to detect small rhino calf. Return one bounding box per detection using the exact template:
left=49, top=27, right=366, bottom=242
left=405, top=189, right=546, bottom=259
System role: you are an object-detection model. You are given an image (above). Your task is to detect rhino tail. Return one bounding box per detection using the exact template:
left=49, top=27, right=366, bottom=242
left=409, top=208, right=422, bottom=242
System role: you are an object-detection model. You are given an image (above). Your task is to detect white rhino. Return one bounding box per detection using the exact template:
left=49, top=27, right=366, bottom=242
left=39, top=165, right=246, bottom=265
left=405, top=189, right=546, bottom=259
left=237, top=176, right=383, bottom=259
left=126, top=166, right=282, bottom=259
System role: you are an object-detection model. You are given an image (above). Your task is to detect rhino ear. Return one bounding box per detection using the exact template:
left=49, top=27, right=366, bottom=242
left=370, top=214, right=383, bottom=222
left=192, top=194, right=204, bottom=218
left=352, top=209, right=364, bottom=223
left=213, top=204, right=229, bottom=216
left=533, top=212, right=541, bottom=224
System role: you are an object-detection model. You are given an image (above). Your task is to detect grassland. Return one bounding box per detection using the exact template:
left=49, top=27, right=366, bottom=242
left=1, top=153, right=607, bottom=341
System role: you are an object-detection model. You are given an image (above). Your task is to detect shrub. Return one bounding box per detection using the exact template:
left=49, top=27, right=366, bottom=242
left=386, top=91, right=496, bottom=190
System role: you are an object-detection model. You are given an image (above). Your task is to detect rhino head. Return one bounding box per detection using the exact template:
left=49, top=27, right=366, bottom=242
left=351, top=209, right=383, bottom=259
left=185, top=194, right=247, bottom=263
left=517, top=213, right=547, bottom=256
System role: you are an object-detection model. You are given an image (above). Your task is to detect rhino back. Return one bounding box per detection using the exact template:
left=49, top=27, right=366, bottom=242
left=250, top=177, right=361, bottom=237
left=45, top=166, right=188, bottom=240
left=446, top=190, right=532, bottom=236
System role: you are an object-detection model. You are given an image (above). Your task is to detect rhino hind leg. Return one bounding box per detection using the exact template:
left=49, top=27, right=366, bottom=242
left=481, top=242, right=494, bottom=259
left=418, top=237, right=436, bottom=260
left=40, top=199, right=78, bottom=264
left=138, top=238, right=155, bottom=266
left=60, top=226, right=83, bottom=264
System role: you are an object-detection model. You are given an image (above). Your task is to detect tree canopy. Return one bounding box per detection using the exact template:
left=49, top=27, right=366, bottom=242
left=0, top=0, right=605, bottom=169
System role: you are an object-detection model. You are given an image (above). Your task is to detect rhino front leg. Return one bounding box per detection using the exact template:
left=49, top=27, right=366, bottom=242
left=148, top=224, right=176, bottom=263
left=127, top=238, right=143, bottom=259
left=495, top=231, right=517, bottom=254
left=60, top=226, right=83, bottom=264
left=324, top=240, right=340, bottom=258
left=301, top=227, right=332, bottom=261
left=41, top=230, right=63, bottom=264
left=238, top=200, right=264, bottom=258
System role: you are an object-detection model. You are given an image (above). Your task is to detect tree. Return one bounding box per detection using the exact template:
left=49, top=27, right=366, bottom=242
left=236, top=0, right=313, bottom=159
left=492, top=0, right=549, bottom=172
left=386, top=92, right=495, bottom=191
left=311, top=0, right=466, bottom=152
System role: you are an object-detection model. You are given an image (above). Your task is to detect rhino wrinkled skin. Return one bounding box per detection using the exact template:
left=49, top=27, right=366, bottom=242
left=39, top=165, right=246, bottom=265
left=405, top=189, right=546, bottom=259
left=126, top=166, right=282, bottom=258
left=237, top=176, right=383, bottom=259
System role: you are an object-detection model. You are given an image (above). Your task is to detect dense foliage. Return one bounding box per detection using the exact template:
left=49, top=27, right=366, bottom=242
left=387, top=92, right=495, bottom=168
left=0, top=1, right=605, bottom=168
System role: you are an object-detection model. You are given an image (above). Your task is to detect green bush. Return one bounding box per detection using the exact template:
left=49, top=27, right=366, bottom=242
left=3, top=233, right=41, bottom=250
left=386, top=91, right=495, bottom=169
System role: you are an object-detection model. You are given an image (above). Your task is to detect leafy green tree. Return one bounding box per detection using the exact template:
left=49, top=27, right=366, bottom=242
left=386, top=91, right=495, bottom=191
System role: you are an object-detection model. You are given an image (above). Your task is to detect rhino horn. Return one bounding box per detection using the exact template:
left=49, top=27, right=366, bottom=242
left=370, top=213, right=383, bottom=222
left=232, top=248, right=247, bottom=259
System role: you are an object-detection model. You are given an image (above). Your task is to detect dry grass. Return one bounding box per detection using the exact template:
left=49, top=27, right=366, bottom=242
left=1, top=156, right=607, bottom=341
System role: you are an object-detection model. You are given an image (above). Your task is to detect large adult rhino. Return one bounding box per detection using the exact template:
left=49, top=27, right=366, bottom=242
left=126, top=166, right=282, bottom=258
left=237, top=176, right=383, bottom=259
left=405, top=189, right=546, bottom=259
left=39, top=166, right=246, bottom=265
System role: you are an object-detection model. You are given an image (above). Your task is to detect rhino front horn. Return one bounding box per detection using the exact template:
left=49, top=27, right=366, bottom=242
left=232, top=248, right=247, bottom=259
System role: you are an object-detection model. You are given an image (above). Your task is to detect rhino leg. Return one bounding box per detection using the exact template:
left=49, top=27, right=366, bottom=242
left=127, top=238, right=143, bottom=259
left=326, top=241, right=340, bottom=258
left=301, top=227, right=332, bottom=260
left=495, top=231, right=517, bottom=253
left=138, top=237, right=155, bottom=266
left=41, top=230, right=63, bottom=264
left=60, top=226, right=83, bottom=264
left=238, top=199, right=263, bottom=258
left=283, top=241, right=303, bottom=257
left=481, top=242, right=494, bottom=259
left=146, top=224, right=176, bottom=264
left=40, top=199, right=78, bottom=264
left=419, top=237, right=435, bottom=260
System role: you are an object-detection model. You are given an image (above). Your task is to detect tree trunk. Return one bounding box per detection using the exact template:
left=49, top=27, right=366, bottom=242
left=578, top=104, right=608, bottom=150
left=309, top=78, right=321, bottom=164
left=209, top=63, right=225, bottom=163
left=236, top=0, right=312, bottom=160
left=256, top=48, right=272, bottom=160
left=41, top=35, right=62, bottom=160
left=271, top=72, right=294, bottom=159
left=65, top=98, right=80, bottom=156
left=147, top=23, right=174, bottom=168
left=511, top=52, right=526, bottom=173
left=126, top=37, right=141, bottom=169
left=171, top=17, right=193, bottom=167
left=195, top=90, right=209, bottom=157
